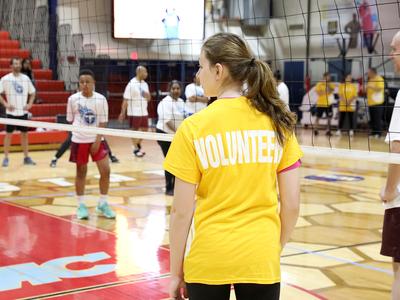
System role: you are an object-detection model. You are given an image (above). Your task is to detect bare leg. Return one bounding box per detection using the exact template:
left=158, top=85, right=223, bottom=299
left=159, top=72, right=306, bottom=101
left=76, top=164, right=87, bottom=196
left=393, top=262, right=400, bottom=300
left=3, top=133, right=12, bottom=158
left=20, top=132, right=29, bottom=157
left=96, top=156, right=110, bottom=195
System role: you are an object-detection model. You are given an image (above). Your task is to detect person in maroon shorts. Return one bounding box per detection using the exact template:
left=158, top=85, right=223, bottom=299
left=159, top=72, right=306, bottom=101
left=380, top=30, right=400, bottom=300
left=67, top=69, right=115, bottom=220
left=119, top=66, right=151, bottom=157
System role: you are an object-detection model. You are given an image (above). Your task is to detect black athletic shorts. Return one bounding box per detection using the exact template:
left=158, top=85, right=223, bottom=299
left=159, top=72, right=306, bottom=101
left=316, top=106, right=333, bottom=118
left=6, top=114, right=29, bottom=133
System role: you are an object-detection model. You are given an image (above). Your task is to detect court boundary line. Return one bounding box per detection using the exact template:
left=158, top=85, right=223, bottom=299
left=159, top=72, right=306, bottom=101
left=0, top=190, right=390, bottom=298
left=20, top=274, right=170, bottom=300
left=285, top=283, right=328, bottom=300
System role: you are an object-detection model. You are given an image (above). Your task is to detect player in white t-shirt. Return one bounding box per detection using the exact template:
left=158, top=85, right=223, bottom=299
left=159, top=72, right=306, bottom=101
left=380, top=30, right=400, bottom=300
left=274, top=70, right=289, bottom=108
left=156, top=80, right=186, bottom=195
left=119, top=66, right=151, bottom=157
left=0, top=58, right=36, bottom=167
left=184, top=74, right=208, bottom=116
left=67, top=69, right=115, bottom=220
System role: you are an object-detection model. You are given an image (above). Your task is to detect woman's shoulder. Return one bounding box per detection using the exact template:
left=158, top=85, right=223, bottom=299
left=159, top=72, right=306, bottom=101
left=160, top=95, right=172, bottom=102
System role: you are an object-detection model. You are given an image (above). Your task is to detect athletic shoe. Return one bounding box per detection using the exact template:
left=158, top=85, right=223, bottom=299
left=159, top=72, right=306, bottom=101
left=77, top=203, right=89, bottom=220
left=165, top=189, right=174, bottom=196
left=24, top=157, right=36, bottom=165
left=314, top=130, right=319, bottom=136
left=96, top=202, right=116, bottom=219
left=349, top=130, right=354, bottom=137
left=50, top=159, right=57, bottom=168
left=110, top=155, right=119, bottom=163
left=2, top=158, right=9, bottom=167
left=335, top=130, right=341, bottom=136
left=133, top=149, right=145, bottom=157
left=325, top=131, right=332, bottom=136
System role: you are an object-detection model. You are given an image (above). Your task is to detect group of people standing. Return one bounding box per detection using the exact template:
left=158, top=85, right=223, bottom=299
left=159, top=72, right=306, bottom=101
left=118, top=66, right=209, bottom=196
left=313, top=67, right=385, bottom=137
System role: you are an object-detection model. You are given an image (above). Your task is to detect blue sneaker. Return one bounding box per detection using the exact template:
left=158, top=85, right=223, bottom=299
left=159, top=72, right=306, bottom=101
left=77, top=203, right=89, bottom=220
left=2, top=158, right=9, bottom=167
left=24, top=157, right=36, bottom=165
left=96, top=202, right=116, bottom=219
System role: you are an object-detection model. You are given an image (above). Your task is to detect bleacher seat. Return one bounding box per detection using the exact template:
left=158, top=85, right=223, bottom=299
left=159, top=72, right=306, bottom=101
left=36, top=91, right=71, bottom=104
left=0, top=69, right=52, bottom=80
left=0, top=31, right=10, bottom=39
left=30, top=104, right=67, bottom=117
left=0, top=59, right=42, bottom=69
left=35, top=80, right=65, bottom=91
left=0, top=29, right=69, bottom=147
left=0, top=40, right=20, bottom=49
left=0, top=49, right=30, bottom=59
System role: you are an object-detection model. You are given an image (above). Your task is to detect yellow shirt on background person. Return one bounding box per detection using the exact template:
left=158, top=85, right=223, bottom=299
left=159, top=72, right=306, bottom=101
left=164, top=96, right=303, bottom=285
left=367, top=75, right=384, bottom=106
left=315, top=81, right=335, bottom=108
left=338, top=82, right=358, bottom=112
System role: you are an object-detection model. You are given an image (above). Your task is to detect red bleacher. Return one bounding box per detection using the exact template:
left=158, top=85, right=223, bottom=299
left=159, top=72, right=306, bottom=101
left=0, top=58, right=41, bottom=69
left=0, top=30, right=69, bottom=147
left=0, top=40, right=20, bottom=49
left=0, top=69, right=53, bottom=80
left=37, top=91, right=70, bottom=104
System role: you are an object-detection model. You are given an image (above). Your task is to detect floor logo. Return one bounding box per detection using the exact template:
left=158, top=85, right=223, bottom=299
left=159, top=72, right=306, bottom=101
left=305, top=174, right=364, bottom=182
left=0, top=252, right=115, bottom=292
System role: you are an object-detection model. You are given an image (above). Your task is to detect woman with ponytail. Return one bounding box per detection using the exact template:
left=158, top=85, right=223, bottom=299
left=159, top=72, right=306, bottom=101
left=164, top=33, right=302, bottom=300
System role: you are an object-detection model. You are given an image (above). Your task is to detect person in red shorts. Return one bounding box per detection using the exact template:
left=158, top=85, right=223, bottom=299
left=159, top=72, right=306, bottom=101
left=67, top=69, right=115, bottom=220
left=119, top=65, right=151, bottom=157
left=380, top=30, right=400, bottom=300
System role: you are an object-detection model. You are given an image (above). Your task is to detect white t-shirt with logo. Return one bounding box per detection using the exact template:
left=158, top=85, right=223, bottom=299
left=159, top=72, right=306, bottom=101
left=156, top=95, right=185, bottom=134
left=386, top=90, right=400, bottom=143
left=0, top=73, right=36, bottom=116
left=277, top=81, right=289, bottom=107
left=123, top=77, right=150, bottom=116
left=184, top=83, right=207, bottom=115
left=67, top=92, right=108, bottom=143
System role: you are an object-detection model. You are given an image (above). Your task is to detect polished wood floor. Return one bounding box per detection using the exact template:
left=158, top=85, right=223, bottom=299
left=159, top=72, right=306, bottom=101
left=0, top=129, right=393, bottom=299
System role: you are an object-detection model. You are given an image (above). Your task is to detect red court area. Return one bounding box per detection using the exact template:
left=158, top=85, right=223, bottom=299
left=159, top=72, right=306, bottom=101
left=0, top=203, right=170, bottom=299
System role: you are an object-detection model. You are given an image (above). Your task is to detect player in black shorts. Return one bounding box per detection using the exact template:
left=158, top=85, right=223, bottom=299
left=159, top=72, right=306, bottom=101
left=0, top=58, right=36, bottom=167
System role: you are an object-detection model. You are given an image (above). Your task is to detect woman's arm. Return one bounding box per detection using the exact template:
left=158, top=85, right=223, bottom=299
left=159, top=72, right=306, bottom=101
left=166, top=120, right=177, bottom=132
left=170, top=178, right=196, bottom=278
left=278, top=167, right=300, bottom=248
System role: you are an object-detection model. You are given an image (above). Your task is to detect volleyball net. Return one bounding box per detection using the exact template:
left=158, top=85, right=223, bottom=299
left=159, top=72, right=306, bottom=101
left=0, top=0, right=399, bottom=163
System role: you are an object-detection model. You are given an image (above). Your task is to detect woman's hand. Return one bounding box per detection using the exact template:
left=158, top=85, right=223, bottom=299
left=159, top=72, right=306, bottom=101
left=169, top=275, right=187, bottom=299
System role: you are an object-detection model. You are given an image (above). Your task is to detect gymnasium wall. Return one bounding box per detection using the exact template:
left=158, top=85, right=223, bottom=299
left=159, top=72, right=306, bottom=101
left=57, top=0, right=400, bottom=82
left=272, top=0, right=399, bottom=81
left=0, top=0, right=399, bottom=86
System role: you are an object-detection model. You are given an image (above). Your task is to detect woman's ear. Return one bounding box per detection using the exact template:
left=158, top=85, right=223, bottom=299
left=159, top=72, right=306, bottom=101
left=215, top=63, right=224, bottom=81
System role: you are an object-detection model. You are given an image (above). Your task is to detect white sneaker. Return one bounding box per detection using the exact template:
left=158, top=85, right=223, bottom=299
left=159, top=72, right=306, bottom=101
left=349, top=130, right=354, bottom=137
left=335, top=130, right=341, bottom=136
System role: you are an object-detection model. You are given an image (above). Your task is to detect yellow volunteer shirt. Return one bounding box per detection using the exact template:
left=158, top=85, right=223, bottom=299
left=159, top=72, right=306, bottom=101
left=315, top=82, right=335, bottom=108
left=367, top=75, right=384, bottom=106
left=164, top=96, right=303, bottom=284
left=338, top=83, right=358, bottom=112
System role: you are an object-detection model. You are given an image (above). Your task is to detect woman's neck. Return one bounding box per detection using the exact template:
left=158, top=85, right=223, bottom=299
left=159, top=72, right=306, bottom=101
left=218, top=89, right=242, bottom=99
left=217, top=83, right=242, bottom=99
